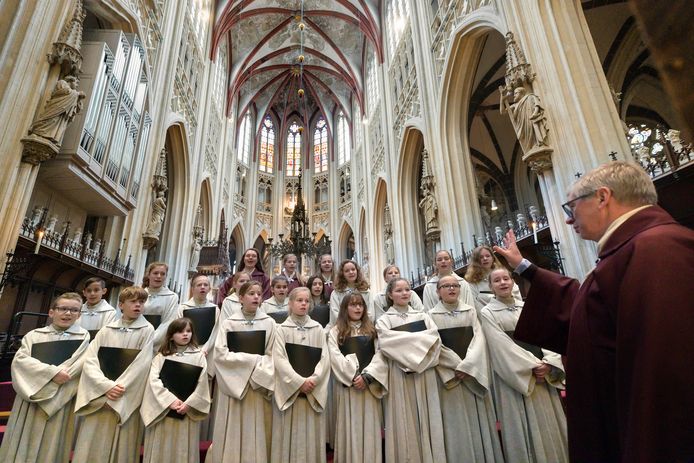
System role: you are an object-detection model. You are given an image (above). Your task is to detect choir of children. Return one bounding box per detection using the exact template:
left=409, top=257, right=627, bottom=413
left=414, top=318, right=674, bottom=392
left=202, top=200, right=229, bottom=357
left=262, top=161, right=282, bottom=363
left=1, top=252, right=570, bottom=463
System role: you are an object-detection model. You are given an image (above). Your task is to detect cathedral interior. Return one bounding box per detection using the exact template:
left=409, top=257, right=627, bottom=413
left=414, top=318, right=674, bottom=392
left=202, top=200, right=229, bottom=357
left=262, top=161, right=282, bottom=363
left=0, top=0, right=692, bottom=368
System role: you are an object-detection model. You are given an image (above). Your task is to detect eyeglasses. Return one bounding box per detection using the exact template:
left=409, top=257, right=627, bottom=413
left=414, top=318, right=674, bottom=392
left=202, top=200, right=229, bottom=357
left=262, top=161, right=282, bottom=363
left=53, top=306, right=81, bottom=315
left=439, top=284, right=460, bottom=290
left=561, top=191, right=595, bottom=219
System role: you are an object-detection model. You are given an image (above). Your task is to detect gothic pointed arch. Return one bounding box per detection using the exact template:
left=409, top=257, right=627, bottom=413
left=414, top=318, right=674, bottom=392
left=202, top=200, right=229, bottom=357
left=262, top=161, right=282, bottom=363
left=337, top=221, right=354, bottom=263
left=372, top=178, right=390, bottom=273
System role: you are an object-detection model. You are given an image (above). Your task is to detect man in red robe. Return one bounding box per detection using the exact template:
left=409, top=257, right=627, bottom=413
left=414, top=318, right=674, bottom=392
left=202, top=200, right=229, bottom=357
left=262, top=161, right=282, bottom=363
left=495, top=161, right=694, bottom=463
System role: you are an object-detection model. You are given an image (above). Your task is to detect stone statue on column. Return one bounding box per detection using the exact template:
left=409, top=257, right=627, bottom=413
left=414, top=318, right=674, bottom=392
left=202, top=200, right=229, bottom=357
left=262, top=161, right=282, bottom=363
left=419, top=184, right=439, bottom=234
left=383, top=203, right=395, bottom=265
left=499, top=31, right=553, bottom=175
left=143, top=150, right=169, bottom=249
left=21, top=0, right=87, bottom=165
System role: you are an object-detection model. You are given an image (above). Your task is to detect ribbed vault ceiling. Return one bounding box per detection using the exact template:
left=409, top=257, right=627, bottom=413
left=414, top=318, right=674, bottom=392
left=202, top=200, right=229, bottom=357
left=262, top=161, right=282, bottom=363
left=213, top=0, right=382, bottom=133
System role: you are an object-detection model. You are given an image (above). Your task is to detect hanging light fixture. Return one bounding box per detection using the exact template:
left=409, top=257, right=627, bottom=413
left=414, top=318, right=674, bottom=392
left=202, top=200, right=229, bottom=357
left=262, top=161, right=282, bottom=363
left=491, top=199, right=498, bottom=211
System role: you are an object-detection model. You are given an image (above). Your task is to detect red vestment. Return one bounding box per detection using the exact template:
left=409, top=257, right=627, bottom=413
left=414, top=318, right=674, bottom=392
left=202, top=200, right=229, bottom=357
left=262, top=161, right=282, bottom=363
left=515, top=206, right=694, bottom=463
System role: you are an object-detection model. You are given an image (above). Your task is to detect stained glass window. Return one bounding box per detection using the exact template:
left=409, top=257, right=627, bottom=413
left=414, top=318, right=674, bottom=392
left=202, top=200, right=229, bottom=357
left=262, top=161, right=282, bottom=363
left=313, top=118, right=328, bottom=173
left=259, top=116, right=274, bottom=173
left=286, top=122, right=302, bottom=176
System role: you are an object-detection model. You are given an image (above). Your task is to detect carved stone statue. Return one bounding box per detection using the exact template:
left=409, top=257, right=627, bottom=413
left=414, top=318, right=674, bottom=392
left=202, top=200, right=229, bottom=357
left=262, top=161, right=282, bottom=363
left=502, top=86, right=549, bottom=153
left=384, top=233, right=394, bottom=265
left=189, top=238, right=202, bottom=272
left=73, top=227, right=82, bottom=243
left=46, top=215, right=59, bottom=233
left=93, top=238, right=102, bottom=254
left=418, top=185, right=440, bottom=233
left=30, top=206, right=43, bottom=227
left=84, top=231, right=92, bottom=249
left=28, top=76, right=85, bottom=145
left=144, top=190, right=167, bottom=237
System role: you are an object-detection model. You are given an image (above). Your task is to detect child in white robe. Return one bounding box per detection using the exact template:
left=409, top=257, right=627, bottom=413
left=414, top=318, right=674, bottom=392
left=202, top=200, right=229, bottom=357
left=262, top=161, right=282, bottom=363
left=142, top=261, right=179, bottom=350
left=372, top=265, right=424, bottom=319
left=375, top=277, right=447, bottom=463
left=328, top=292, right=388, bottom=463
left=329, top=260, right=373, bottom=326
left=260, top=275, right=289, bottom=314
left=271, top=287, right=330, bottom=463
left=464, top=245, right=522, bottom=312
left=480, top=268, right=568, bottom=463
left=423, top=250, right=475, bottom=311
left=78, top=277, right=117, bottom=338
left=429, top=275, right=504, bottom=462
left=141, top=317, right=211, bottom=463
left=0, top=292, right=89, bottom=463
left=72, top=286, right=155, bottom=463
left=209, top=280, right=276, bottom=463
left=220, top=271, right=250, bottom=319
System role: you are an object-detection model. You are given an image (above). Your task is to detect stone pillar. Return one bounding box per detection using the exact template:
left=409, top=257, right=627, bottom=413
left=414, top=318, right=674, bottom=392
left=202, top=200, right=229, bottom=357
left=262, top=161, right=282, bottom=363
left=499, top=0, right=632, bottom=277
left=0, top=0, right=80, bottom=274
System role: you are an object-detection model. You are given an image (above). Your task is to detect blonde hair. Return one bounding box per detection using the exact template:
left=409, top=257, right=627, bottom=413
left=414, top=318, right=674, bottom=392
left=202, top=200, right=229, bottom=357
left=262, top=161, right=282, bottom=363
left=465, top=246, right=503, bottom=283
left=51, top=292, right=82, bottom=309
left=570, top=161, right=657, bottom=206
left=142, top=261, right=168, bottom=288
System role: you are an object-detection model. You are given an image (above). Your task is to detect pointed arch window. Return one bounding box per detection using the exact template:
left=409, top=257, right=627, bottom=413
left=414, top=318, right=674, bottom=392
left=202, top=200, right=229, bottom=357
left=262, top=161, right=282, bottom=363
left=386, top=0, right=410, bottom=57
left=237, top=112, right=251, bottom=165
left=313, top=118, right=328, bottom=173
left=337, top=112, right=351, bottom=166
left=286, top=121, right=302, bottom=176
left=259, top=116, right=275, bottom=173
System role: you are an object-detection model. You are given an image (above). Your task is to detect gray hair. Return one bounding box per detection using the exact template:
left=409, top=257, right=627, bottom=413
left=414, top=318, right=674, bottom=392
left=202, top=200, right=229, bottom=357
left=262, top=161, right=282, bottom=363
left=570, top=161, right=657, bottom=206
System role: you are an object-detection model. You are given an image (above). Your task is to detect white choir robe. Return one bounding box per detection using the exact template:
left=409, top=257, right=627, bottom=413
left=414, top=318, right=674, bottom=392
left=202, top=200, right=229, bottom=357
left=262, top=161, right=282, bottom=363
left=372, top=290, right=424, bottom=320
left=260, top=296, right=288, bottom=314
left=428, top=301, right=504, bottom=463
left=328, top=288, right=373, bottom=326
left=271, top=316, right=330, bottom=463
left=327, top=325, right=388, bottom=463
left=141, top=347, right=210, bottom=463
left=78, top=299, right=118, bottom=333
left=480, top=297, right=568, bottom=463
left=144, top=286, right=179, bottom=350
left=72, top=315, right=154, bottom=463
left=209, top=310, right=276, bottom=463
left=220, top=293, right=241, bottom=320
left=0, top=323, right=89, bottom=463
left=422, top=273, right=474, bottom=311
left=177, top=298, right=220, bottom=376
left=468, top=278, right=522, bottom=313
left=375, top=306, right=447, bottom=463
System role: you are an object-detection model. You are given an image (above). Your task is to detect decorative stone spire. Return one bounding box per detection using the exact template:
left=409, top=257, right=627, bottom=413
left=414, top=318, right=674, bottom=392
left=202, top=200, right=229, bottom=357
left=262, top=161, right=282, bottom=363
left=503, top=31, right=535, bottom=91
left=49, top=0, right=86, bottom=76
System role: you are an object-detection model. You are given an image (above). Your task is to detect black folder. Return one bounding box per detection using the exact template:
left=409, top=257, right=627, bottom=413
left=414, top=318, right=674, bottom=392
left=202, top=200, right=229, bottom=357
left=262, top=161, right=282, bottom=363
left=143, top=314, right=162, bottom=329
left=391, top=319, right=427, bottom=333
left=88, top=330, right=100, bottom=341
left=438, top=326, right=474, bottom=360
left=159, top=359, right=203, bottom=419
left=267, top=311, right=289, bottom=324
left=97, top=346, right=141, bottom=381
left=505, top=330, right=544, bottom=360
left=183, top=306, right=216, bottom=344
left=339, top=335, right=375, bottom=372
left=31, top=340, right=83, bottom=366
left=285, top=343, right=322, bottom=377
left=309, top=304, right=330, bottom=327
left=226, top=330, right=266, bottom=355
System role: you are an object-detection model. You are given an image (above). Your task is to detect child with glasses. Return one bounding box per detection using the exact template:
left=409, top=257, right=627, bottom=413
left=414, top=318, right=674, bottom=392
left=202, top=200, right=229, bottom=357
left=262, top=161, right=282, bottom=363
left=0, top=292, right=89, bottom=462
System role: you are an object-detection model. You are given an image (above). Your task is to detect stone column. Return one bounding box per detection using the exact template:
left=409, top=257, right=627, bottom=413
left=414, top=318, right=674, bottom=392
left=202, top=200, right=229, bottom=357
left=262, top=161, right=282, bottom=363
left=498, top=0, right=632, bottom=277
left=0, top=0, right=81, bottom=274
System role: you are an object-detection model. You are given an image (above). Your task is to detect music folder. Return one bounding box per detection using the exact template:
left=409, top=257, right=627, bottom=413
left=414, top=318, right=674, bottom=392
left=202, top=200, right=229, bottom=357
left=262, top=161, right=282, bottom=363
left=267, top=311, right=289, bottom=324
left=438, top=326, right=474, bottom=360
left=97, top=346, right=141, bottom=381
left=183, top=306, right=216, bottom=344
left=143, top=314, right=162, bottom=329
left=31, top=340, right=83, bottom=366
left=339, top=335, right=375, bottom=372
left=88, top=330, right=99, bottom=341
left=309, top=305, right=330, bottom=327
left=226, top=330, right=266, bottom=355
left=391, top=319, right=427, bottom=333
left=159, top=359, right=204, bottom=419
left=285, top=343, right=322, bottom=378
left=505, top=330, right=544, bottom=360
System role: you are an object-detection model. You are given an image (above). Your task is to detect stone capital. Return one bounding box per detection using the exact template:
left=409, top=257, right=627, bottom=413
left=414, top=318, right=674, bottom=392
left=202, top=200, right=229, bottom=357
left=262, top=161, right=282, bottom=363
left=522, top=146, right=554, bottom=174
